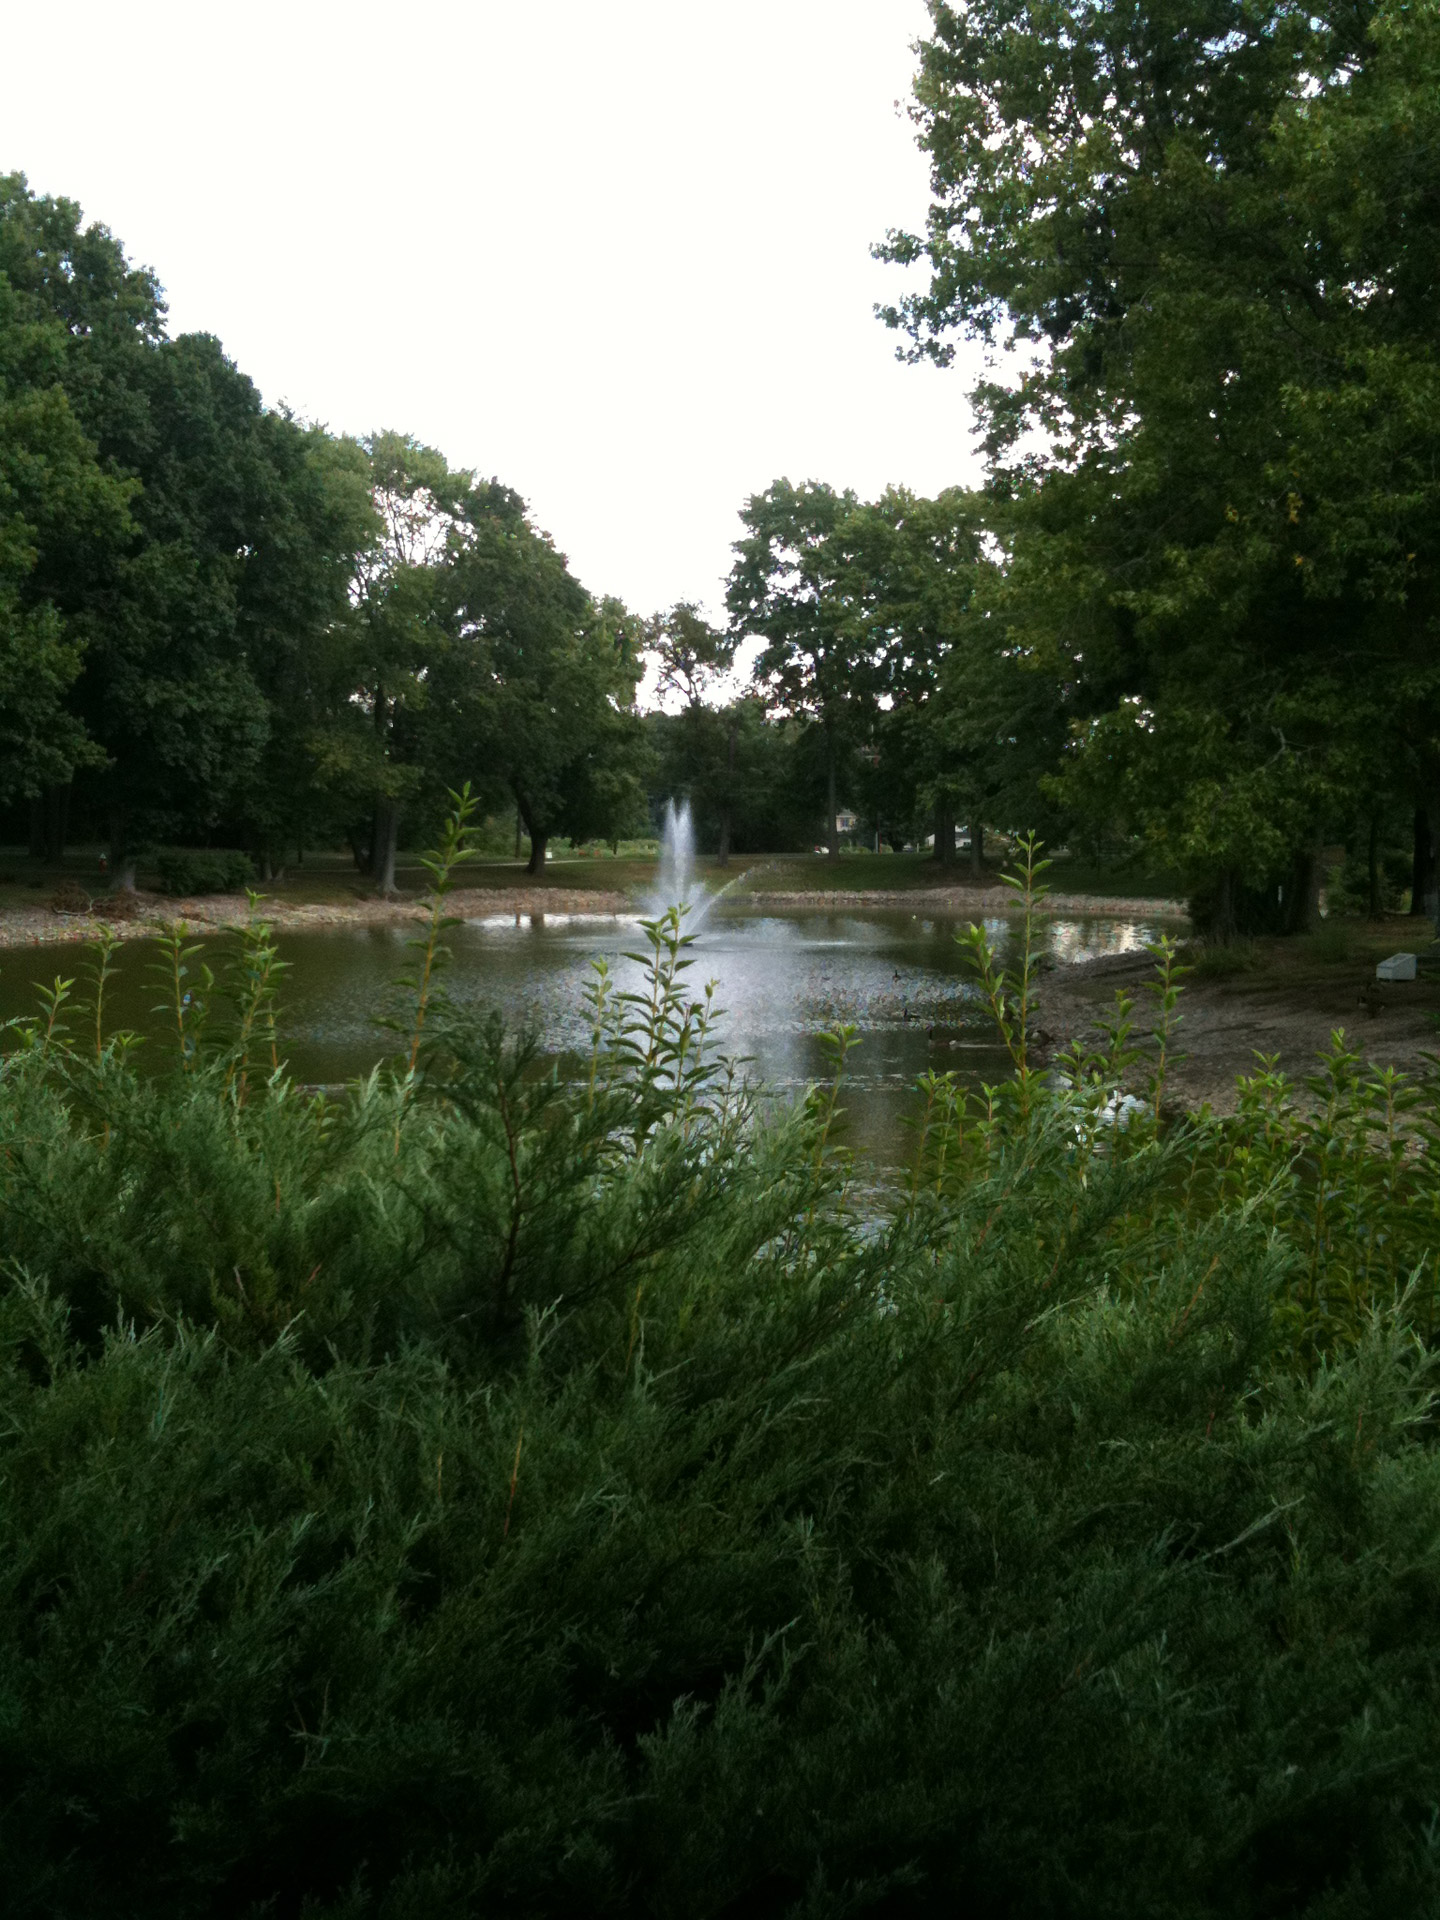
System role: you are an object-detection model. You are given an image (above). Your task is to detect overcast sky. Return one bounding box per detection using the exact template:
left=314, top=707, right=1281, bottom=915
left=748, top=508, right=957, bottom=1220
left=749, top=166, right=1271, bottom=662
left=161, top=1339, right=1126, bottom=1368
left=4, top=0, right=983, bottom=622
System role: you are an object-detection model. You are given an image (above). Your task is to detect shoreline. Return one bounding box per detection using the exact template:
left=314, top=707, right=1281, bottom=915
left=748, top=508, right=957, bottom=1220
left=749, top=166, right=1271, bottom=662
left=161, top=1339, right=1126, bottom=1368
left=0, top=885, right=633, bottom=951
left=0, top=882, right=1188, bottom=952
left=741, top=887, right=1189, bottom=917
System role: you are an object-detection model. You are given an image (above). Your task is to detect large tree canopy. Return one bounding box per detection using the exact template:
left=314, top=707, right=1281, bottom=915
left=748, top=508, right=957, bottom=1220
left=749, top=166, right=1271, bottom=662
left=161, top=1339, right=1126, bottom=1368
left=0, top=271, right=129, bottom=807
left=0, top=175, right=380, bottom=871
left=727, top=480, right=876, bottom=861
left=878, top=0, right=1440, bottom=926
left=0, top=178, right=658, bottom=880
left=447, top=511, right=646, bottom=871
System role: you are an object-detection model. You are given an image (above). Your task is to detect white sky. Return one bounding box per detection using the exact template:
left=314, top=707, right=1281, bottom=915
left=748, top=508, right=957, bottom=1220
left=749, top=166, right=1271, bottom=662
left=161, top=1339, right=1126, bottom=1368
left=3, top=0, right=984, bottom=624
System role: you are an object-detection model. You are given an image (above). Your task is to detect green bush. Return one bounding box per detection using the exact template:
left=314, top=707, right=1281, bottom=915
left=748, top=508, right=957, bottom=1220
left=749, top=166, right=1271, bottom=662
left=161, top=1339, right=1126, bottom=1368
left=1303, top=918, right=1356, bottom=965
left=1, top=826, right=1439, bottom=1916
left=155, top=847, right=255, bottom=895
left=1187, top=936, right=1260, bottom=979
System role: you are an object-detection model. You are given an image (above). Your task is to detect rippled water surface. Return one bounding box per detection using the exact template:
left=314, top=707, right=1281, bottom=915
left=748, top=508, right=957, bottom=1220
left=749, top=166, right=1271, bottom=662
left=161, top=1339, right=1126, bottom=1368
left=1, top=903, right=1181, bottom=1164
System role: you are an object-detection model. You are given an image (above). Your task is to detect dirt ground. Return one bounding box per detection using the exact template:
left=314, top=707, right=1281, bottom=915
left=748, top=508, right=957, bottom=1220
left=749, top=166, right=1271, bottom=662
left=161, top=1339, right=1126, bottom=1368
left=1036, top=922, right=1440, bottom=1112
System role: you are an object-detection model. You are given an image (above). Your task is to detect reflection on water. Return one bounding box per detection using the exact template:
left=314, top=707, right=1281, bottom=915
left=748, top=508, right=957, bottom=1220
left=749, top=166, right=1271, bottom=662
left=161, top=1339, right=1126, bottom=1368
left=0, top=903, right=1179, bottom=1166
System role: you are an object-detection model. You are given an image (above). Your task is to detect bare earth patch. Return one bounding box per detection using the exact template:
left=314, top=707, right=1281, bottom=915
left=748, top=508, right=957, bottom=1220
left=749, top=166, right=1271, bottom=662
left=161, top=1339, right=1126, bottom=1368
left=0, top=886, right=631, bottom=952
left=1037, top=942, right=1440, bottom=1114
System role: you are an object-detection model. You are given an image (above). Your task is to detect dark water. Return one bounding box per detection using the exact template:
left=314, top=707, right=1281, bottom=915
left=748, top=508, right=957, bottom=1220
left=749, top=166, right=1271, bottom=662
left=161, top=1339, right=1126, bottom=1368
left=0, top=904, right=1179, bottom=1165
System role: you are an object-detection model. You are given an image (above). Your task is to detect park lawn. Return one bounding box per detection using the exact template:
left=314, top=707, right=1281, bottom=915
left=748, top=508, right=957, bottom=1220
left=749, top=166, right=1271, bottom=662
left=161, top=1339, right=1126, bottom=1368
left=733, top=847, right=1187, bottom=899
left=0, top=847, right=665, bottom=913
left=0, top=844, right=1189, bottom=915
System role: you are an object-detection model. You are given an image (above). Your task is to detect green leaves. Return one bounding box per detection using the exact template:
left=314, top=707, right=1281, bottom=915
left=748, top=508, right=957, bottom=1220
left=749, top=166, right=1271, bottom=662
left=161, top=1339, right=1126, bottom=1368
left=879, top=0, right=1440, bottom=904
left=1, top=856, right=1440, bottom=1908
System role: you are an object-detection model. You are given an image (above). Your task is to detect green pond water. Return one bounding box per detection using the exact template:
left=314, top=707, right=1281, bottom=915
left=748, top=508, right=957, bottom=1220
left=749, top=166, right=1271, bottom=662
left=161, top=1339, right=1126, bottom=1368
left=0, top=903, right=1182, bottom=1165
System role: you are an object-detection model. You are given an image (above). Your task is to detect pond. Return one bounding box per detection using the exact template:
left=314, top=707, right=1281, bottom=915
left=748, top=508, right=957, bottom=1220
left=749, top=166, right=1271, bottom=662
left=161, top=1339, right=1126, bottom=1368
left=0, top=903, right=1180, bottom=1165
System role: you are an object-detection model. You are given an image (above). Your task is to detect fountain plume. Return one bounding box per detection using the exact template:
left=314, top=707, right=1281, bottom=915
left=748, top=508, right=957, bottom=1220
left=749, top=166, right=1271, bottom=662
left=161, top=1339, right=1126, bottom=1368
left=654, top=797, right=696, bottom=911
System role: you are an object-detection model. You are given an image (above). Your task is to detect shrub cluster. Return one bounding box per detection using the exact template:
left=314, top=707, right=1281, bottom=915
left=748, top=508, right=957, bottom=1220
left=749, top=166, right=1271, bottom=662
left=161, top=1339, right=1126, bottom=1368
left=1, top=829, right=1438, bottom=1916
left=155, top=848, right=255, bottom=896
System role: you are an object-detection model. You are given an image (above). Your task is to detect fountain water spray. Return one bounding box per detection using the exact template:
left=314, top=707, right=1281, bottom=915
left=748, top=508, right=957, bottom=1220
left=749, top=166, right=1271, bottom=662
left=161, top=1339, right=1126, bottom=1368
left=654, top=797, right=697, bottom=912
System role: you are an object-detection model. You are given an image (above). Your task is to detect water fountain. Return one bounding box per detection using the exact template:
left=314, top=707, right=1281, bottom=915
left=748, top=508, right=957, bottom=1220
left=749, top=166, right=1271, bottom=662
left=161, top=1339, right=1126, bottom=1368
left=653, top=797, right=698, bottom=915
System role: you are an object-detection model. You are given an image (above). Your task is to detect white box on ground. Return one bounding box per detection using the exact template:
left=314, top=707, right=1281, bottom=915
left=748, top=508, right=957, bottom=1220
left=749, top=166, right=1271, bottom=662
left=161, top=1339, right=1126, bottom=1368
left=1376, top=953, right=1417, bottom=982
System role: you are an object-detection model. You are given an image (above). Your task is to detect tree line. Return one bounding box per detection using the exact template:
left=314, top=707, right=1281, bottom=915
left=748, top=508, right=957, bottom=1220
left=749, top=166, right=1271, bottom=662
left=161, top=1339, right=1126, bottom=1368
left=666, top=0, right=1440, bottom=928
left=0, top=174, right=646, bottom=886
left=6, top=0, right=1440, bottom=926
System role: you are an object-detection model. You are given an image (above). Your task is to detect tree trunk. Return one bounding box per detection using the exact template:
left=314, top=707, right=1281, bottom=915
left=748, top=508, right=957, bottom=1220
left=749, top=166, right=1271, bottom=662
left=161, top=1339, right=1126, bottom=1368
left=716, top=716, right=738, bottom=868
left=514, top=806, right=523, bottom=861
left=1305, top=834, right=1326, bottom=930
left=1214, top=867, right=1237, bottom=943
left=370, top=796, right=400, bottom=893
left=969, top=819, right=984, bottom=876
left=825, top=735, right=840, bottom=863
left=42, top=783, right=70, bottom=862
left=1290, top=830, right=1325, bottom=933
left=1367, top=817, right=1380, bottom=918
left=27, top=798, right=44, bottom=861
left=368, top=684, right=395, bottom=890
left=526, top=831, right=548, bottom=876
left=1410, top=808, right=1430, bottom=916
left=932, top=799, right=954, bottom=866
left=109, top=806, right=133, bottom=886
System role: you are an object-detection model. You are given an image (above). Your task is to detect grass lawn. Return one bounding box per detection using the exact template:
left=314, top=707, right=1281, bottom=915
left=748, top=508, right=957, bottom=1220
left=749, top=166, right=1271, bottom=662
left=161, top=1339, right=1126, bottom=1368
left=0, top=842, right=1191, bottom=913
left=0, top=846, right=664, bottom=911
left=731, top=847, right=1187, bottom=898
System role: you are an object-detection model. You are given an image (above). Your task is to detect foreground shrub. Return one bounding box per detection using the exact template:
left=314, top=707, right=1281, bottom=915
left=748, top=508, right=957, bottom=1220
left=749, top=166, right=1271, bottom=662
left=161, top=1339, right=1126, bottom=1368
left=1, top=818, right=1438, bottom=1916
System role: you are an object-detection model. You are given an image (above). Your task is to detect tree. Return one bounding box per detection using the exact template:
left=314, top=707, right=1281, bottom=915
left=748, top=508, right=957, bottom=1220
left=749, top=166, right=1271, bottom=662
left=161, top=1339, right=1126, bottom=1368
left=0, top=276, right=127, bottom=820
left=727, top=481, right=877, bottom=862
left=223, top=417, right=378, bottom=878
left=878, top=0, right=1440, bottom=927
left=837, top=488, right=992, bottom=866
left=75, top=334, right=307, bottom=876
left=313, top=432, right=474, bottom=892
left=1, top=176, right=380, bottom=879
left=445, top=511, right=647, bottom=873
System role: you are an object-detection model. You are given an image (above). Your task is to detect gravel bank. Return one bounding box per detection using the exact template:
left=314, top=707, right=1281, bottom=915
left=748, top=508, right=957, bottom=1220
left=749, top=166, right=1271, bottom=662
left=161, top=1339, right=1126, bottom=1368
left=0, top=886, right=632, bottom=951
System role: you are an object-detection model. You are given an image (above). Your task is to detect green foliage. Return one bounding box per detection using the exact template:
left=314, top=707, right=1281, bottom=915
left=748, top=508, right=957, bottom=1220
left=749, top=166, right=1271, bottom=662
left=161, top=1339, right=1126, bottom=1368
left=727, top=479, right=872, bottom=857
left=0, top=182, right=650, bottom=881
left=648, top=696, right=813, bottom=855
left=442, top=513, right=648, bottom=872
left=154, top=847, right=256, bottom=896
left=726, top=480, right=1044, bottom=860
left=879, top=0, right=1440, bottom=919
left=0, top=192, right=132, bottom=804
left=1189, top=937, right=1261, bottom=980
left=1, top=812, right=1440, bottom=1912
